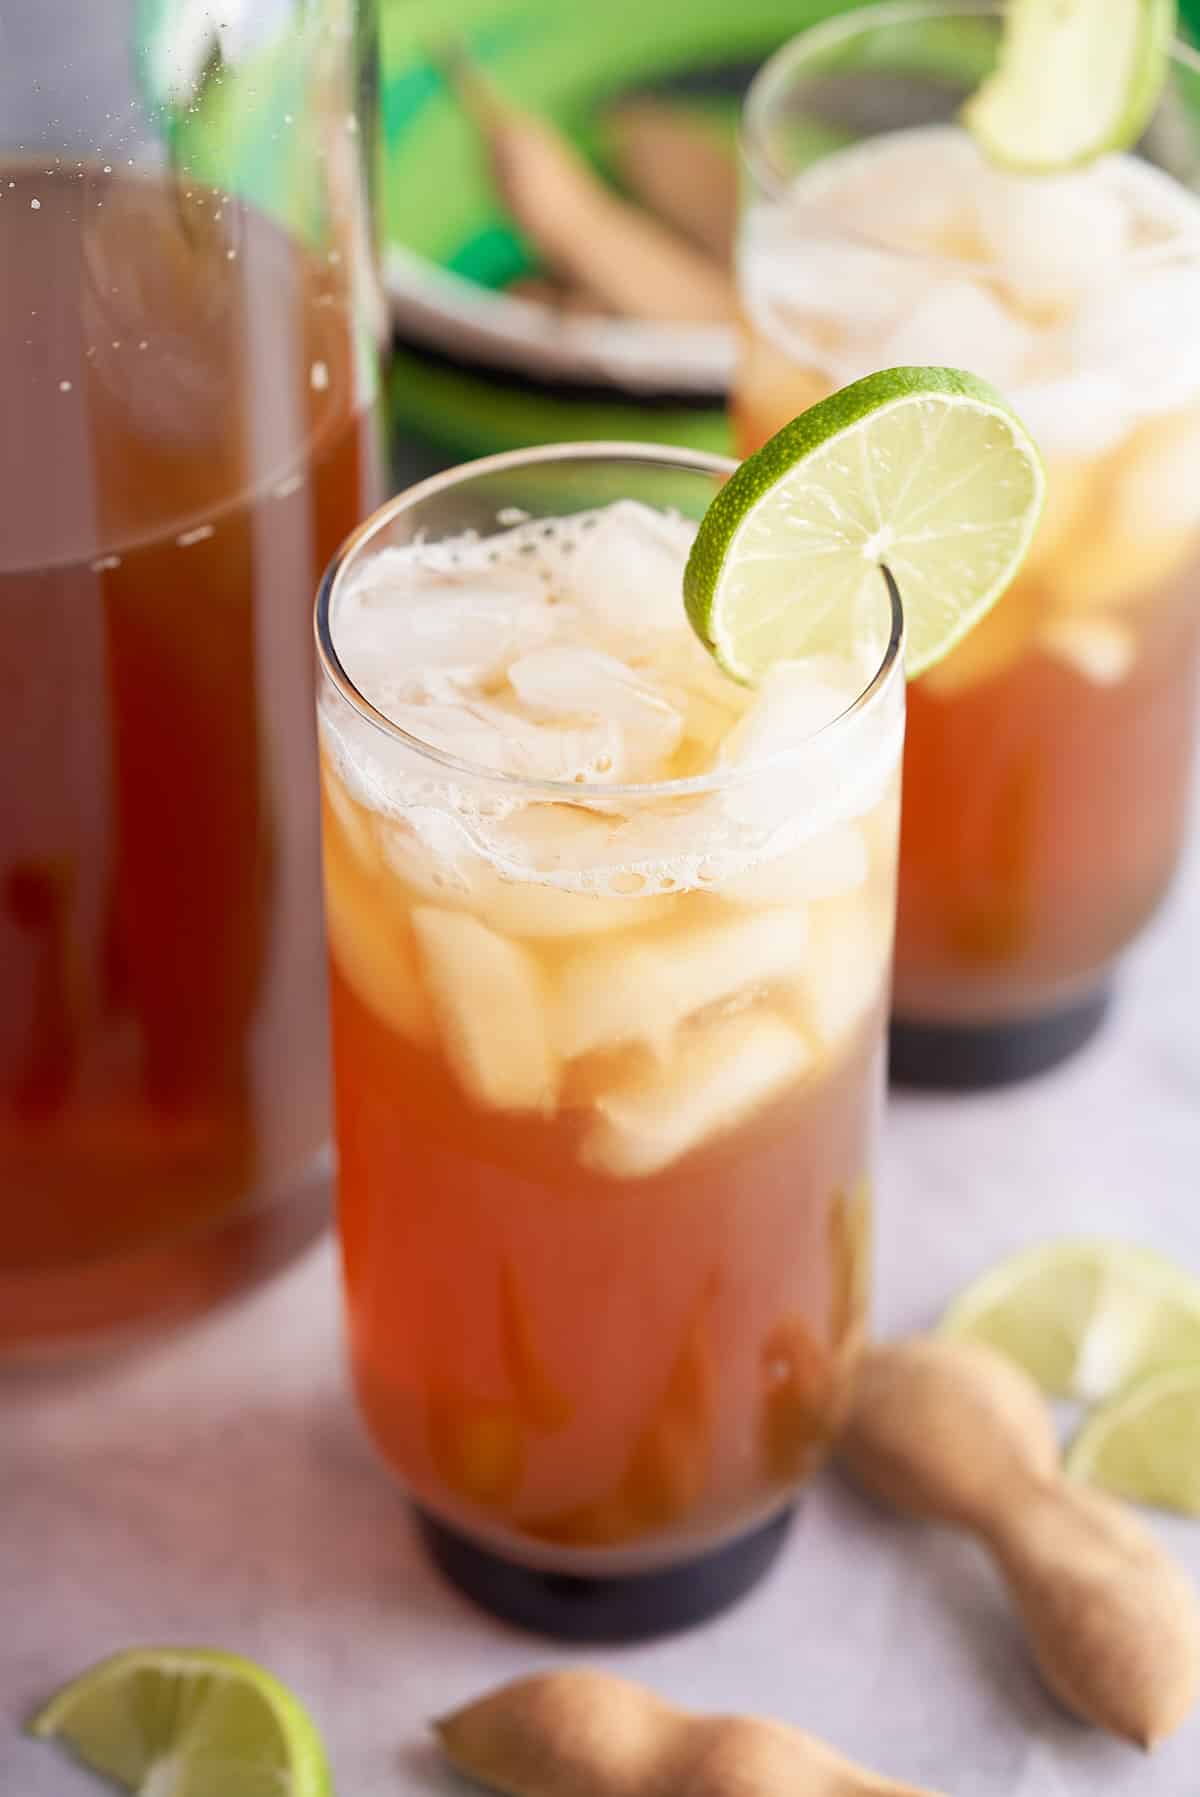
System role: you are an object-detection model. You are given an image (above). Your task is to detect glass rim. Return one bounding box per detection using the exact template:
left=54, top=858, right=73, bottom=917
left=741, top=0, right=1200, bottom=216
left=314, top=439, right=906, bottom=804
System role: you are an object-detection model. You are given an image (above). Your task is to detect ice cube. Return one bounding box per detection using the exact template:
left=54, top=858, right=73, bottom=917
left=740, top=212, right=928, bottom=361
left=1070, top=267, right=1200, bottom=417
left=882, top=279, right=1035, bottom=392
left=508, top=647, right=684, bottom=778
left=719, top=660, right=861, bottom=830
left=380, top=802, right=678, bottom=938
left=564, top=500, right=697, bottom=642
left=1046, top=410, right=1200, bottom=613
left=486, top=839, right=677, bottom=938
left=1042, top=617, right=1137, bottom=686
left=581, top=1012, right=812, bottom=1179
left=336, top=550, right=558, bottom=701
left=381, top=698, right=626, bottom=785
left=481, top=701, right=628, bottom=785
left=1048, top=515, right=1196, bottom=614
left=553, top=907, right=809, bottom=1063
left=350, top=701, right=501, bottom=772
left=638, top=628, right=750, bottom=750
left=324, top=875, right=433, bottom=1045
left=1021, top=456, right=1096, bottom=578
left=717, top=826, right=869, bottom=906
left=1115, top=153, right=1200, bottom=248
left=1112, top=408, right=1200, bottom=537
left=411, top=907, right=558, bottom=1112
left=725, top=660, right=857, bottom=756
left=973, top=165, right=1129, bottom=314
left=321, top=762, right=376, bottom=870
left=1015, top=370, right=1133, bottom=460
left=476, top=805, right=677, bottom=935
left=378, top=806, right=485, bottom=902
left=796, top=896, right=892, bottom=1052
left=481, top=877, right=675, bottom=940
left=791, top=124, right=982, bottom=255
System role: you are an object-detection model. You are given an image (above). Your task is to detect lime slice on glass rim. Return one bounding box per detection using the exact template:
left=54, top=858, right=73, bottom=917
left=964, top=0, right=1177, bottom=174
left=941, top=1238, right=1200, bottom=1402
left=684, top=366, right=1045, bottom=685
left=29, top=1647, right=333, bottom=1797
left=1067, top=1364, right=1200, bottom=1515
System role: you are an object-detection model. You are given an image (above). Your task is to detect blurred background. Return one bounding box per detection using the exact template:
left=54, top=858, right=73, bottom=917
left=131, top=0, right=1200, bottom=482
left=367, top=0, right=1200, bottom=477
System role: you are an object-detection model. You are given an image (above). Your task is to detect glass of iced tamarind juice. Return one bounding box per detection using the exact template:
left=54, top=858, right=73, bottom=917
left=315, top=443, right=906, bottom=1638
left=737, top=2, right=1200, bottom=1085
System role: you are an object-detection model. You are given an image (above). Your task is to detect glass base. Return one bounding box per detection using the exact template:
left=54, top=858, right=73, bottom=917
left=414, top=1504, right=795, bottom=1643
left=889, top=986, right=1113, bottom=1091
left=0, top=1152, right=330, bottom=1364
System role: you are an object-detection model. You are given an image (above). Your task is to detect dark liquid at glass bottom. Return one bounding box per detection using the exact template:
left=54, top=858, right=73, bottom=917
left=889, top=986, right=1113, bottom=1091
left=415, top=1504, right=795, bottom=1642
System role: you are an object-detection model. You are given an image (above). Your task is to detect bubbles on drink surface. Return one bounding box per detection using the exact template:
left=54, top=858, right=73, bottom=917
left=324, top=498, right=900, bottom=887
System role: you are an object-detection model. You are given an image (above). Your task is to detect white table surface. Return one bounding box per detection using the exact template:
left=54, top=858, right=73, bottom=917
left=5, top=811, right=1200, bottom=1797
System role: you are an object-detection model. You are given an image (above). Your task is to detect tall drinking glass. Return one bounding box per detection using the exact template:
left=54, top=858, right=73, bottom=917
left=1, top=0, right=386, bottom=1355
left=737, top=1, right=1200, bottom=1086
left=316, top=443, right=905, bottom=1639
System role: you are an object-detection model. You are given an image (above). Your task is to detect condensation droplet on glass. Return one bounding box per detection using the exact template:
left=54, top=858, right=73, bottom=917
left=137, top=340, right=148, bottom=351
left=103, top=164, right=112, bottom=174
left=58, top=380, right=72, bottom=392
left=226, top=247, right=237, bottom=260
left=310, top=361, right=329, bottom=392
left=29, top=198, right=41, bottom=210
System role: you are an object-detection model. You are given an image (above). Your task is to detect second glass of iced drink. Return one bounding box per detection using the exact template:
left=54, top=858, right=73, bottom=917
left=738, top=1, right=1200, bottom=1084
left=316, top=444, right=905, bottom=1638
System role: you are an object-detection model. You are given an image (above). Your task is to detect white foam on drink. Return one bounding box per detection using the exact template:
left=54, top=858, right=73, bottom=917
left=740, top=124, right=1200, bottom=458
left=320, top=502, right=903, bottom=899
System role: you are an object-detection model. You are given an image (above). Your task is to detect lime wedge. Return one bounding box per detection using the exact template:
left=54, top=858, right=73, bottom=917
left=684, top=366, right=1044, bottom=684
left=941, top=1239, right=1200, bottom=1402
left=964, top=0, right=1177, bottom=173
left=1068, top=1366, right=1200, bottom=1515
left=29, top=1648, right=332, bottom=1797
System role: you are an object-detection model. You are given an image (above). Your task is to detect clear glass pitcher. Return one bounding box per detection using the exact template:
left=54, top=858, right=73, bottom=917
left=0, top=0, right=387, bottom=1357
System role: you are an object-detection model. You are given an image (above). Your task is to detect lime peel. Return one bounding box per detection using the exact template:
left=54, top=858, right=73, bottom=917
left=684, top=366, right=1044, bottom=685
left=1067, top=1364, right=1200, bottom=1516
left=941, top=1237, right=1200, bottom=1403
left=29, top=1646, right=333, bottom=1797
left=964, top=0, right=1178, bottom=174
